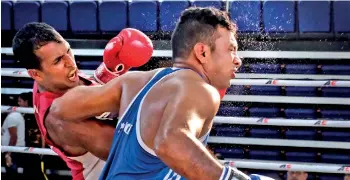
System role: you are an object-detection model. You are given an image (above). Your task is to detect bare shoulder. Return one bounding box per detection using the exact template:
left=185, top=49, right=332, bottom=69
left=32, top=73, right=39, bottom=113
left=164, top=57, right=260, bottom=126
left=120, top=68, right=162, bottom=85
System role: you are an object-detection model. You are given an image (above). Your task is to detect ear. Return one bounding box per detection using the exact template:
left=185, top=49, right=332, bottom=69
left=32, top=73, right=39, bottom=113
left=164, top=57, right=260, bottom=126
left=27, top=69, right=44, bottom=82
left=193, top=43, right=210, bottom=64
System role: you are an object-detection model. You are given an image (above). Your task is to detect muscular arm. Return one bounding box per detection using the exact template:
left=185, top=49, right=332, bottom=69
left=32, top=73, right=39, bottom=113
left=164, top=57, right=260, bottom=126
left=153, top=82, right=223, bottom=180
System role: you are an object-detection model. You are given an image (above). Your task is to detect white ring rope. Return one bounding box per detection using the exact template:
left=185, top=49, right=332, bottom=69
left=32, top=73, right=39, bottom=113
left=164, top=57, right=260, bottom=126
left=1, top=146, right=349, bottom=174
left=2, top=105, right=350, bottom=128
left=2, top=47, right=350, bottom=59
left=3, top=68, right=350, bottom=82
left=208, top=137, right=350, bottom=150
left=2, top=88, right=350, bottom=105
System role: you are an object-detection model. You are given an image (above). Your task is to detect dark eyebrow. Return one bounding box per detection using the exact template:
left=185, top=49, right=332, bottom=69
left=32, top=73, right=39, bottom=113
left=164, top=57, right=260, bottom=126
left=54, top=47, right=70, bottom=62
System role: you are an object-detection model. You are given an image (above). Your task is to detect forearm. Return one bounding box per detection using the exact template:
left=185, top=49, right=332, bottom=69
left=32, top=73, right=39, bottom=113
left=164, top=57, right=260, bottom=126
left=51, top=79, right=122, bottom=122
left=9, top=135, right=17, bottom=146
left=154, top=129, right=223, bottom=180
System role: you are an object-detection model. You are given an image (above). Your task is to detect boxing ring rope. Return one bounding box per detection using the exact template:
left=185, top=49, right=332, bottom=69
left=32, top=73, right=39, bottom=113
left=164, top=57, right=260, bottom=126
left=1, top=146, right=349, bottom=174
left=2, top=105, right=350, bottom=128
left=2, top=47, right=350, bottom=59
left=3, top=87, right=350, bottom=105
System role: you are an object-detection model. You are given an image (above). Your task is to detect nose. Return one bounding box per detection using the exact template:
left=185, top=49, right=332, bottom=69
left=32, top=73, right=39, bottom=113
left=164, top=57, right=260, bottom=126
left=64, top=53, right=76, bottom=68
left=233, top=55, right=242, bottom=69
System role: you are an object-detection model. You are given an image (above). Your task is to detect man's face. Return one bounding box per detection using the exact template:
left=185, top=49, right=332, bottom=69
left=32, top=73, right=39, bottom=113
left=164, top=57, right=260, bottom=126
left=31, top=38, right=80, bottom=92
left=18, top=97, right=28, bottom=107
left=205, top=27, right=241, bottom=90
left=287, top=171, right=308, bottom=180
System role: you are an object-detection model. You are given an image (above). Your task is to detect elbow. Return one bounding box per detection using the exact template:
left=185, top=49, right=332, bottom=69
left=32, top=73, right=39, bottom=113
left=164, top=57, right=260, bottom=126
left=153, top=129, right=183, bottom=157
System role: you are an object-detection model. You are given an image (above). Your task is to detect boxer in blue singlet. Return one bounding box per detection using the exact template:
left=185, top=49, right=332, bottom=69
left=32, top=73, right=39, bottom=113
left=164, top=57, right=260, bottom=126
left=56, top=7, right=274, bottom=180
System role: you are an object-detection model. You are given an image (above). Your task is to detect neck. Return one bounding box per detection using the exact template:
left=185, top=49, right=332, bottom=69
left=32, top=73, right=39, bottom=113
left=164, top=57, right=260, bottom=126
left=173, top=58, right=211, bottom=85
left=37, top=79, right=85, bottom=94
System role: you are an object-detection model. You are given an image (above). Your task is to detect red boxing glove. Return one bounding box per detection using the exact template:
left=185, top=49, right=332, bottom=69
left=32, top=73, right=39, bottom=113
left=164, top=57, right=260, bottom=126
left=218, top=89, right=227, bottom=100
left=94, top=28, right=153, bottom=84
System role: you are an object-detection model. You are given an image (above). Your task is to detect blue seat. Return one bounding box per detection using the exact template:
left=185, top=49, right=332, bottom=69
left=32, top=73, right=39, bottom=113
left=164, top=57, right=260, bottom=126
left=298, top=1, right=330, bottom=32
left=250, top=128, right=280, bottom=138
left=320, top=109, right=350, bottom=119
left=42, top=1, right=68, bottom=31
left=129, top=1, right=157, bottom=32
left=263, top=1, right=295, bottom=32
left=191, top=1, right=222, bottom=10
left=321, top=65, right=350, bottom=75
left=250, top=86, right=281, bottom=96
left=333, top=1, right=350, bottom=33
left=79, top=61, right=100, bottom=70
left=284, top=108, right=317, bottom=119
left=319, top=175, right=344, bottom=180
left=249, top=150, right=281, bottom=160
left=321, top=88, right=350, bottom=97
left=70, top=1, right=97, bottom=32
left=226, top=85, right=246, bottom=95
left=159, top=1, right=190, bottom=32
left=322, top=130, right=350, bottom=142
left=285, top=130, right=316, bottom=140
left=1, top=59, right=16, bottom=68
left=249, top=107, right=281, bottom=117
left=215, top=148, right=244, bottom=159
left=215, top=127, right=245, bottom=137
left=99, top=1, right=127, bottom=32
left=229, top=1, right=261, bottom=32
left=285, top=152, right=317, bottom=162
left=13, top=1, right=40, bottom=31
left=1, top=1, right=12, bottom=31
left=249, top=64, right=281, bottom=74
left=321, top=153, right=350, bottom=164
left=217, top=106, right=245, bottom=116
left=285, top=87, right=317, bottom=97
left=285, top=64, right=317, bottom=74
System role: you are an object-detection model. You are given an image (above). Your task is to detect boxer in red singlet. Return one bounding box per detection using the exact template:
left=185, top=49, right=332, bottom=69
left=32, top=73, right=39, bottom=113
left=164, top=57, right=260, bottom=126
left=12, top=22, right=153, bottom=180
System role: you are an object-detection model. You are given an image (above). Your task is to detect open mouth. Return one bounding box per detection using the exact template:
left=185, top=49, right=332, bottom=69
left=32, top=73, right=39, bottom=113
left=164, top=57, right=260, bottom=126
left=68, top=69, right=78, bottom=82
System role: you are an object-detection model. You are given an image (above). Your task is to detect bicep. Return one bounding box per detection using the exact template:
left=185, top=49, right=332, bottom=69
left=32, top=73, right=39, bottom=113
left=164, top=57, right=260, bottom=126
left=8, top=127, right=18, bottom=137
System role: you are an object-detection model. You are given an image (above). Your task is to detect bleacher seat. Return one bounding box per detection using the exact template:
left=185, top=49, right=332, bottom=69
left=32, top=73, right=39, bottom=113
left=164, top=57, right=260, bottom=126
left=249, top=107, right=281, bottom=117
left=191, top=1, right=222, bottom=10
left=215, top=148, right=244, bottom=159
left=322, top=130, right=350, bottom=142
left=285, top=64, right=318, bottom=74
left=250, top=128, right=280, bottom=138
left=42, top=1, right=69, bottom=32
left=226, top=85, right=246, bottom=95
left=249, top=64, right=281, bottom=74
left=333, top=1, right=350, bottom=33
left=70, top=1, right=98, bottom=33
left=263, top=1, right=295, bottom=33
left=319, top=175, right=344, bottom=180
left=1, top=1, right=12, bottom=31
left=285, top=130, right=317, bottom=140
left=321, top=65, right=350, bottom=75
left=298, top=1, right=330, bottom=32
left=217, top=106, right=245, bottom=116
left=285, top=87, right=317, bottom=97
left=1, top=59, right=16, bottom=68
left=285, top=152, right=317, bottom=162
left=321, top=153, right=350, bottom=164
left=99, top=0, right=127, bottom=32
left=129, top=1, right=157, bottom=32
left=229, top=1, right=261, bottom=32
left=250, top=86, right=281, bottom=95
left=284, top=108, right=317, bottom=119
left=79, top=61, right=100, bottom=70
left=249, top=150, right=281, bottom=160
left=13, top=1, right=40, bottom=31
left=216, top=127, right=245, bottom=137
left=320, top=109, right=350, bottom=119
left=321, top=87, right=350, bottom=97
left=159, top=0, right=190, bottom=32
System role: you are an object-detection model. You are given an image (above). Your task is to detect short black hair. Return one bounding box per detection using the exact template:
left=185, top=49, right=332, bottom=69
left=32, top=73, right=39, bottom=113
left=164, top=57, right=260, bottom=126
left=171, top=7, right=237, bottom=59
left=12, top=22, right=62, bottom=70
left=19, top=92, right=33, bottom=107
